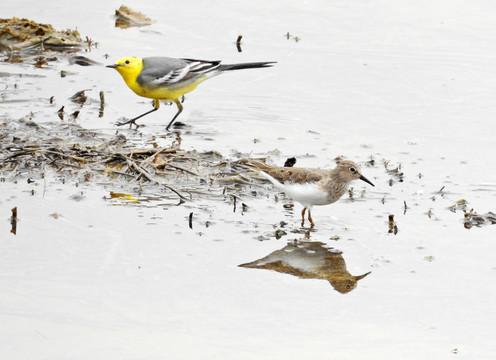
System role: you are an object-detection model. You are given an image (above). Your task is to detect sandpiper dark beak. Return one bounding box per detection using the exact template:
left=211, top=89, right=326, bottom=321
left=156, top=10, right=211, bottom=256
left=360, top=174, right=374, bottom=187
left=355, top=271, right=372, bottom=281
left=106, top=64, right=119, bottom=69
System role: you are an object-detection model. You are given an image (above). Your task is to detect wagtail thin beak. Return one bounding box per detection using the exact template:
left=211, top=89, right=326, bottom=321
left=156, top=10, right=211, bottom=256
left=359, top=174, right=375, bottom=187
left=106, top=64, right=119, bottom=69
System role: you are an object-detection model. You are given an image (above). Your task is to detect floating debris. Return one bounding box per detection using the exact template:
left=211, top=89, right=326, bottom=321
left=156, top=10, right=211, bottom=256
left=464, top=209, right=496, bottom=229
left=236, top=35, right=243, bottom=52
left=99, top=91, right=105, bottom=117
left=189, top=212, right=193, bottom=229
left=57, top=106, right=64, bottom=120
left=384, top=160, right=404, bottom=183
left=33, top=56, right=48, bottom=68
left=70, top=89, right=89, bottom=104
left=365, top=157, right=375, bottom=167
left=71, top=110, right=80, bottom=120
left=216, top=174, right=251, bottom=185
left=10, top=206, right=17, bottom=235
left=114, top=5, right=153, bottom=29
left=231, top=194, right=238, bottom=212
left=0, top=17, right=84, bottom=52
left=241, top=202, right=248, bottom=213
left=388, top=214, right=398, bottom=234
left=68, top=55, right=100, bottom=66
left=270, top=229, right=287, bottom=239
left=284, top=157, right=296, bottom=167
left=109, top=192, right=138, bottom=203
left=285, top=32, right=301, bottom=42
left=448, top=199, right=467, bottom=213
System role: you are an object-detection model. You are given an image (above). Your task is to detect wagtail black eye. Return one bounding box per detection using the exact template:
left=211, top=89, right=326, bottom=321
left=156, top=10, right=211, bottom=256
left=125, top=60, right=130, bottom=64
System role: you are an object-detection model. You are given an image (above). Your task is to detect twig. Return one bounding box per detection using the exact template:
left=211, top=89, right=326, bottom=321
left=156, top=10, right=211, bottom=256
left=126, top=158, right=154, bottom=182
left=42, top=149, right=88, bottom=163
left=163, top=163, right=199, bottom=176
left=129, top=148, right=178, bottom=157
left=121, top=154, right=186, bottom=199
left=142, top=147, right=175, bottom=163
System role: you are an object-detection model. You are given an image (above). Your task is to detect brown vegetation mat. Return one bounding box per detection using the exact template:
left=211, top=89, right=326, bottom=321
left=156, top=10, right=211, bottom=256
left=0, top=117, right=255, bottom=201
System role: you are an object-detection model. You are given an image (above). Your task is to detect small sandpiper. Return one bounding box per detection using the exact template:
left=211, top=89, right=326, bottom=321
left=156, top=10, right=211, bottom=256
left=241, top=159, right=374, bottom=228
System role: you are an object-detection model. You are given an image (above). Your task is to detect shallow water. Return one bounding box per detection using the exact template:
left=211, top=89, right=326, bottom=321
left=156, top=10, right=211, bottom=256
left=1, top=1, right=496, bottom=359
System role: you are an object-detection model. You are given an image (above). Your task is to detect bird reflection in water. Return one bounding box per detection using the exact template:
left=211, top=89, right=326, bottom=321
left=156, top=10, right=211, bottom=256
left=239, top=241, right=370, bottom=294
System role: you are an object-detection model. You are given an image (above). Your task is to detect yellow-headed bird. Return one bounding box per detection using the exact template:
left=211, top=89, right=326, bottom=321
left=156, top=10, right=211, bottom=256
left=107, top=56, right=275, bottom=130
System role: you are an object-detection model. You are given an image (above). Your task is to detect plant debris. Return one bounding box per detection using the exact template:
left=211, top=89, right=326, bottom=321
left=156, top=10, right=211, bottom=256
left=388, top=214, right=398, bottom=234
left=0, top=117, right=258, bottom=202
left=114, top=5, right=153, bottom=29
left=0, top=18, right=85, bottom=52
left=236, top=35, right=243, bottom=52
left=285, top=32, right=301, bottom=42
left=446, top=199, right=496, bottom=229
left=384, top=160, right=404, bottom=184
left=284, top=157, right=296, bottom=167
left=463, top=210, right=496, bottom=229
left=10, top=207, right=17, bottom=235
left=68, top=55, right=100, bottom=66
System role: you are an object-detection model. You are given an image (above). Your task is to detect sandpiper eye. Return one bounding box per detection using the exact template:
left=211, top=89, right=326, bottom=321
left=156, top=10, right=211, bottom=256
left=349, top=167, right=356, bottom=173
left=125, top=59, right=130, bottom=64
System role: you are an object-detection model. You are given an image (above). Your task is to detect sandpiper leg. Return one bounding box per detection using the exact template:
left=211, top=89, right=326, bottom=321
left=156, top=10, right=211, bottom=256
left=117, top=99, right=160, bottom=128
left=308, top=210, right=315, bottom=228
left=301, top=208, right=306, bottom=227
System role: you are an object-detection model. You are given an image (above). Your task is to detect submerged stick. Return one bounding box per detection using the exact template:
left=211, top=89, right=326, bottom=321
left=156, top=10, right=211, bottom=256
left=121, top=154, right=186, bottom=199
left=11, top=207, right=17, bottom=235
left=236, top=35, right=243, bottom=52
